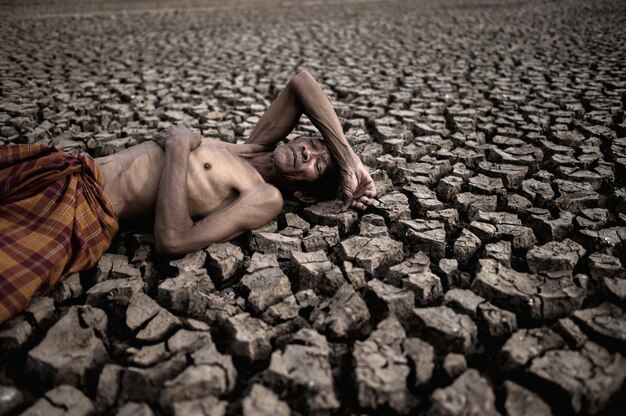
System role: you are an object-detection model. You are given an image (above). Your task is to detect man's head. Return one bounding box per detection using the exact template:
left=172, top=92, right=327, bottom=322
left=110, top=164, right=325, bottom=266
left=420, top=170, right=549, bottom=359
left=272, top=136, right=339, bottom=204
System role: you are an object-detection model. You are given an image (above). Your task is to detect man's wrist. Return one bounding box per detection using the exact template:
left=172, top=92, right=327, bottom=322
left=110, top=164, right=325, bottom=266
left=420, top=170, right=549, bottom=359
left=336, top=152, right=362, bottom=170
left=165, top=135, right=192, bottom=151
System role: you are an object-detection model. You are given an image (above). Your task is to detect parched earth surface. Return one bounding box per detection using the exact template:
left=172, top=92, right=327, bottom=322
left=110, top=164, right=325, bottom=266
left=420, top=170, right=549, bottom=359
left=1, top=0, right=626, bottom=415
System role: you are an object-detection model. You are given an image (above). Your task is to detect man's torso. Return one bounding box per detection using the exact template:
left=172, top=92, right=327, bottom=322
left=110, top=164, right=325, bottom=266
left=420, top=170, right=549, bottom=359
left=96, top=139, right=272, bottom=219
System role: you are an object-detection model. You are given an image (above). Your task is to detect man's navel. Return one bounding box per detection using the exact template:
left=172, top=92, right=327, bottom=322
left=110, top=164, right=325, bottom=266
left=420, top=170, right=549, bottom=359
left=203, top=162, right=212, bottom=170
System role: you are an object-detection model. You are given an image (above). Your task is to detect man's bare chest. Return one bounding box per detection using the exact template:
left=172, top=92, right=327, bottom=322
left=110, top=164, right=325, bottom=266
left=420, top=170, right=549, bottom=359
left=186, top=144, right=264, bottom=218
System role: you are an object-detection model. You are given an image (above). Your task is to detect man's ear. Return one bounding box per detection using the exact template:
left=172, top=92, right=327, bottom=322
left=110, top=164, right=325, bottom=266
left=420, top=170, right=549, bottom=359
left=293, top=190, right=318, bottom=204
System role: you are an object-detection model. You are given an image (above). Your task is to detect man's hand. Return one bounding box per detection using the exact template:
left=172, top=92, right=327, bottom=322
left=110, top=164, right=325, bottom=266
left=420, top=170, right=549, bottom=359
left=340, top=158, right=377, bottom=210
left=152, top=124, right=202, bottom=151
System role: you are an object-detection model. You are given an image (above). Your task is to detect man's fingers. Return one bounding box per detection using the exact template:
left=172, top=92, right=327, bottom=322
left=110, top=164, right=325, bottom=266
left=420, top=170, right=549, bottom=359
left=342, top=187, right=354, bottom=209
left=340, top=167, right=378, bottom=210
left=190, top=135, right=203, bottom=151
left=152, top=133, right=167, bottom=149
left=342, top=198, right=372, bottom=211
left=352, top=180, right=376, bottom=199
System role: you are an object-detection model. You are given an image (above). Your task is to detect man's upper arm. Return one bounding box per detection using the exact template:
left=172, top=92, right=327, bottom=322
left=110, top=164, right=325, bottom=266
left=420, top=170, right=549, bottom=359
left=161, top=184, right=283, bottom=255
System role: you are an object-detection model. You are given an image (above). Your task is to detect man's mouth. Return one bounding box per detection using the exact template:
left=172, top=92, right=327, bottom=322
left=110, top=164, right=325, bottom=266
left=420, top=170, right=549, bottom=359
left=292, top=147, right=297, bottom=167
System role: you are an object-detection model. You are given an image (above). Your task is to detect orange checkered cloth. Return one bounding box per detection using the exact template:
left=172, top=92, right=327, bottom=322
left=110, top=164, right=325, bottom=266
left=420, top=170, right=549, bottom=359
left=0, top=144, right=119, bottom=324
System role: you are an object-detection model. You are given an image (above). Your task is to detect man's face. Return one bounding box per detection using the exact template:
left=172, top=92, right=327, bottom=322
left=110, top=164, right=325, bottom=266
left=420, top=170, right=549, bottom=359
left=273, top=136, right=334, bottom=185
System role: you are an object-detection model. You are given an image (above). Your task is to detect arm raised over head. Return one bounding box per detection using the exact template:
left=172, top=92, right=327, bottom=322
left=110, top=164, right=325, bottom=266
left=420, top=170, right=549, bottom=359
left=153, top=125, right=283, bottom=256
left=246, top=71, right=376, bottom=209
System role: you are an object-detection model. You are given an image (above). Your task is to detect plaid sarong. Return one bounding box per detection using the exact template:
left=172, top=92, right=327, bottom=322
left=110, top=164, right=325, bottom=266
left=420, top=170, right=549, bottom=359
left=0, top=144, right=119, bottom=324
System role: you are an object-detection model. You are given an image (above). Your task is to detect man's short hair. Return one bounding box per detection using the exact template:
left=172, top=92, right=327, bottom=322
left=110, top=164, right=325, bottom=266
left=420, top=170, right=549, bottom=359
left=301, top=161, right=340, bottom=201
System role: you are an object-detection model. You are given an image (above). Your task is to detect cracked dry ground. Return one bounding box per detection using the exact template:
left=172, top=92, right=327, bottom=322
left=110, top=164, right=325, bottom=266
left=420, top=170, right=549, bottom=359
left=1, top=0, right=626, bottom=414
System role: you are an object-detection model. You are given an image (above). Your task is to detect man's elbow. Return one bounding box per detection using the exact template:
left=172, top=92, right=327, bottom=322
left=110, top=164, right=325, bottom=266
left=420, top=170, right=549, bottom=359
left=155, top=240, right=178, bottom=256
left=295, top=70, right=313, bottom=80
left=154, top=233, right=186, bottom=256
left=290, top=70, right=316, bottom=91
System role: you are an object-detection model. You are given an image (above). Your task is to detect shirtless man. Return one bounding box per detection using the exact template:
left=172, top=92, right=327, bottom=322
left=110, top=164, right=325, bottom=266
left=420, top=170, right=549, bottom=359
left=97, top=70, right=377, bottom=255
left=0, top=71, right=376, bottom=323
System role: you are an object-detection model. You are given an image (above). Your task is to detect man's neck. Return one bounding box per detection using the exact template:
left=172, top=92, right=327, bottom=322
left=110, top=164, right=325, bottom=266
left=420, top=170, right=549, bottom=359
left=240, top=151, right=277, bottom=183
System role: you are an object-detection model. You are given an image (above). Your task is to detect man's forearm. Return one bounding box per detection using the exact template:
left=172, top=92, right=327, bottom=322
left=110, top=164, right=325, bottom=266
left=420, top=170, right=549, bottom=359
left=290, top=72, right=359, bottom=169
left=154, top=140, right=194, bottom=252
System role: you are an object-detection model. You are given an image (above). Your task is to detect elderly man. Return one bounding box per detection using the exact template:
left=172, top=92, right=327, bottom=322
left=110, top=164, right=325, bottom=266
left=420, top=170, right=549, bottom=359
left=0, top=71, right=376, bottom=323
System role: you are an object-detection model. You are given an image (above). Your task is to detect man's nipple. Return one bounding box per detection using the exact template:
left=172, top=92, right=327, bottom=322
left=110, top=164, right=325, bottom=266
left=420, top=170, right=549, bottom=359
left=204, top=162, right=212, bottom=170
